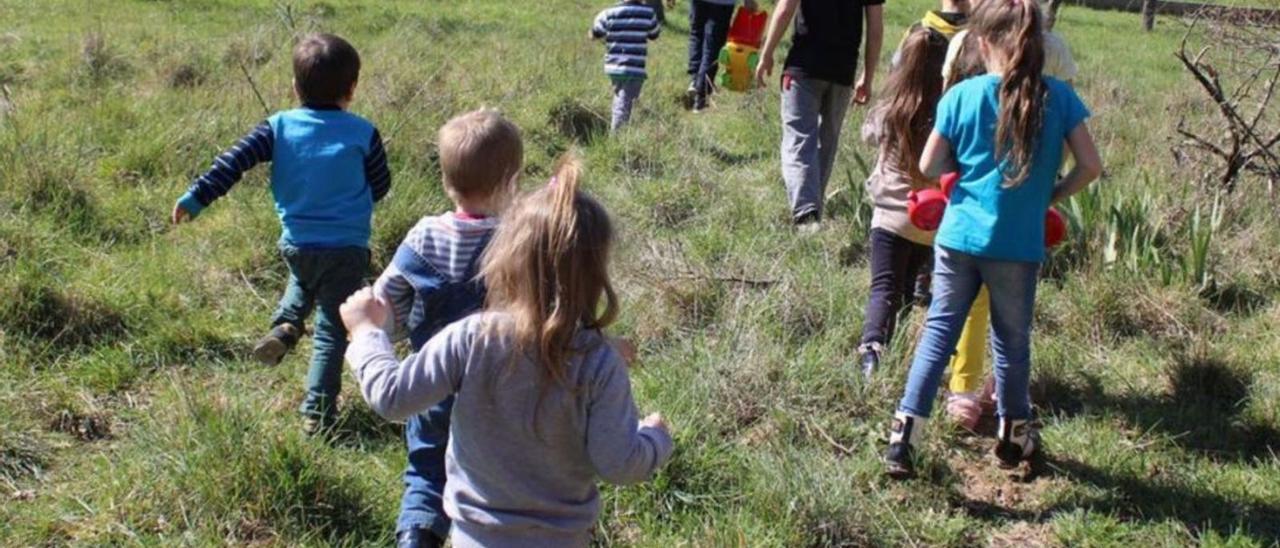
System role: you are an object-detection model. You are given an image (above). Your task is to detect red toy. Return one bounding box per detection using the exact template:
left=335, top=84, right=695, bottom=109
left=1044, top=207, right=1067, bottom=248
left=907, top=171, right=1069, bottom=249
left=726, top=7, right=768, bottom=48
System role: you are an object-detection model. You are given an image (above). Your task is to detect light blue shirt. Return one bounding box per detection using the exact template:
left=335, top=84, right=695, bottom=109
left=934, top=74, right=1090, bottom=262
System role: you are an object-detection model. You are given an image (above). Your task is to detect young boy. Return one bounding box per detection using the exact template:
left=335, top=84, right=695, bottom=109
left=372, top=110, right=522, bottom=548
left=892, top=0, right=969, bottom=68
left=591, top=0, right=662, bottom=131
left=172, top=33, right=390, bottom=435
left=686, top=0, right=757, bottom=112
left=755, top=0, right=884, bottom=231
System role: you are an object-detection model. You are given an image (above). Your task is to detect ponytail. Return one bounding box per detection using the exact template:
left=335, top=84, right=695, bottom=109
left=481, top=151, right=618, bottom=388
left=972, top=0, right=1047, bottom=187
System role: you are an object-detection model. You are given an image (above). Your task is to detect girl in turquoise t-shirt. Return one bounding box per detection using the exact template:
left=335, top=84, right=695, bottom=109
left=883, top=0, right=1102, bottom=479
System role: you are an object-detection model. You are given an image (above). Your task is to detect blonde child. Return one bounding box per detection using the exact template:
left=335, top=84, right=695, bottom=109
left=884, top=0, right=1101, bottom=478
left=372, top=110, right=522, bottom=548
left=342, top=156, right=673, bottom=547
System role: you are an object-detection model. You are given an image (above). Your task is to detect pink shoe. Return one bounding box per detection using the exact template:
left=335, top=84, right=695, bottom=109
left=946, top=392, right=982, bottom=432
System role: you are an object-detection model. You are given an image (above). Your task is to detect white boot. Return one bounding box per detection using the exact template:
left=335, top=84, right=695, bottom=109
left=885, top=411, right=927, bottom=478
left=994, top=417, right=1040, bottom=468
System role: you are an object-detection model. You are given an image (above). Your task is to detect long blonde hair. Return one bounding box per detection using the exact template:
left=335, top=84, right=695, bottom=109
left=971, top=0, right=1046, bottom=187
left=480, top=153, right=619, bottom=387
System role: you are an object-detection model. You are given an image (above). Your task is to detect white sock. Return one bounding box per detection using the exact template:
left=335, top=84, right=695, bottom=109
left=890, top=411, right=927, bottom=447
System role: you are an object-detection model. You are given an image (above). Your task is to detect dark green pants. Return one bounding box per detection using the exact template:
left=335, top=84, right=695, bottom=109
left=272, top=244, right=369, bottom=421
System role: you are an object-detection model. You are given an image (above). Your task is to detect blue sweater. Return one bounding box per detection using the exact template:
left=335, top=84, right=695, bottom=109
left=178, top=105, right=391, bottom=248
left=591, top=2, right=661, bottom=79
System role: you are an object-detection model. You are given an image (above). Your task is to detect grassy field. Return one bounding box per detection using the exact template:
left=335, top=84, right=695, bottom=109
left=1, top=0, right=1278, bottom=546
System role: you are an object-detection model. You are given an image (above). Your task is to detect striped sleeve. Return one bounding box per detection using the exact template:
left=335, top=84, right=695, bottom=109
left=648, top=10, right=661, bottom=39
left=373, top=261, right=415, bottom=342
left=591, top=10, right=609, bottom=38
left=365, top=128, right=391, bottom=203
left=184, top=121, right=273, bottom=210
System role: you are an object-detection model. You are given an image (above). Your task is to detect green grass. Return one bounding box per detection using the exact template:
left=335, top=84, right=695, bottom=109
left=1, top=0, right=1278, bottom=545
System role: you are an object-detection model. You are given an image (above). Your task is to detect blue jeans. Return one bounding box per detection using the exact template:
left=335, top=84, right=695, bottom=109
left=898, top=246, right=1040, bottom=420
left=687, top=0, right=734, bottom=100
left=399, top=396, right=454, bottom=538
left=272, top=244, right=369, bottom=420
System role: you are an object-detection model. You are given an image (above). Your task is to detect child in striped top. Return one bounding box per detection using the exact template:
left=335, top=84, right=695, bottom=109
left=590, top=0, right=661, bottom=131
left=371, top=109, right=523, bottom=548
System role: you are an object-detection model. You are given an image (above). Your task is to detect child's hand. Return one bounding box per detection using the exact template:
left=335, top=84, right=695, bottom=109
left=171, top=202, right=192, bottom=224
left=610, top=336, right=637, bottom=367
left=641, top=412, right=669, bottom=434
left=852, top=73, right=873, bottom=105
left=340, top=287, right=389, bottom=338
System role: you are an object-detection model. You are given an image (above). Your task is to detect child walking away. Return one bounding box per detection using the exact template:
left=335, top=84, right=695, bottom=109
left=883, top=0, right=1101, bottom=478
left=591, top=0, right=662, bottom=131
left=857, top=27, right=950, bottom=378
left=937, top=0, right=1080, bottom=431
left=687, top=0, right=757, bottom=112
left=171, top=34, right=390, bottom=435
left=373, top=110, right=522, bottom=548
left=890, top=0, right=968, bottom=68
left=756, top=0, right=884, bottom=232
left=343, top=155, right=673, bottom=547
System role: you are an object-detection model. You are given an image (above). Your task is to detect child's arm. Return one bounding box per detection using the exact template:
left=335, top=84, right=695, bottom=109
left=585, top=348, right=674, bottom=485
left=919, top=130, right=957, bottom=180
left=590, top=10, right=608, bottom=40
left=853, top=2, right=885, bottom=105
left=647, top=7, right=661, bottom=40
left=755, top=0, right=800, bottom=87
left=1052, top=123, right=1102, bottom=203
left=365, top=129, right=391, bottom=203
left=172, top=122, right=273, bottom=223
left=342, top=288, right=464, bottom=422
left=372, top=261, right=414, bottom=342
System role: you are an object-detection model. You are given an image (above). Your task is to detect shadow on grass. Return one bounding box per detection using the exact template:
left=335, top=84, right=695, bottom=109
left=1030, top=356, right=1279, bottom=463
left=331, top=402, right=402, bottom=450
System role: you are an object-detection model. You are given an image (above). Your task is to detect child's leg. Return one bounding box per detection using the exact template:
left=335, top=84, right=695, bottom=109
left=780, top=77, right=824, bottom=221
left=298, top=247, right=369, bottom=423
left=814, top=83, right=853, bottom=209
left=897, top=247, right=984, bottom=418
left=610, top=79, right=642, bottom=131
left=860, top=228, right=918, bottom=348
left=948, top=285, right=990, bottom=395
left=977, top=259, right=1040, bottom=421
left=399, top=396, right=455, bottom=540
left=687, top=0, right=708, bottom=80
left=272, top=248, right=316, bottom=330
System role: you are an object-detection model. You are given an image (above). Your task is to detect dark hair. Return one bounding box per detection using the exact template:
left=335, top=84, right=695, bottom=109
left=971, top=0, right=1046, bottom=186
left=292, top=33, right=360, bottom=105
left=881, top=27, right=949, bottom=181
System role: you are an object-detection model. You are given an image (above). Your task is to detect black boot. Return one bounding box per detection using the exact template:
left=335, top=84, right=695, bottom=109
left=884, top=411, right=925, bottom=479
left=993, top=417, right=1042, bottom=469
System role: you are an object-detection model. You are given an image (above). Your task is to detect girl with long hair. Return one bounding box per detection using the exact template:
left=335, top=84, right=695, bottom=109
left=884, top=0, right=1101, bottom=478
left=857, top=27, right=950, bottom=377
left=342, top=155, right=673, bottom=546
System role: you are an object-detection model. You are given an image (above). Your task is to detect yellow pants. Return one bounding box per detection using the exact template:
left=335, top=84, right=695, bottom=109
left=948, top=285, right=989, bottom=394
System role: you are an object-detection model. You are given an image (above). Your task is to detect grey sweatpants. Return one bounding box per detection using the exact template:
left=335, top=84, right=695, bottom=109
left=780, top=75, right=853, bottom=221
left=611, top=77, right=644, bottom=131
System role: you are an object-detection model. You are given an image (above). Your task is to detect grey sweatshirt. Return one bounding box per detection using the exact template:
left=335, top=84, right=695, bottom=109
left=346, top=312, right=674, bottom=548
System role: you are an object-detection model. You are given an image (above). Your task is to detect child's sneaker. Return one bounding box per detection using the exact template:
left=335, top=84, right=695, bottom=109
left=945, top=391, right=982, bottom=432
left=913, top=273, right=932, bottom=307
left=884, top=411, right=925, bottom=479
left=858, top=342, right=883, bottom=379
left=301, top=413, right=336, bottom=437
left=252, top=323, right=301, bottom=366
left=993, top=417, right=1041, bottom=469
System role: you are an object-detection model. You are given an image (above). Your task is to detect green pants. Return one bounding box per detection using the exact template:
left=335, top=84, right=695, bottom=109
left=272, top=244, right=369, bottom=420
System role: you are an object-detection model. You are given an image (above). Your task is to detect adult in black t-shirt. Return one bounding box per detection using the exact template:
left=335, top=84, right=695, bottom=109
left=756, top=0, right=885, bottom=228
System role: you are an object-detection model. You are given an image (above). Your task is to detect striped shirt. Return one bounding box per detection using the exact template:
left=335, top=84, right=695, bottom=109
left=591, top=2, right=661, bottom=79
left=185, top=116, right=391, bottom=209
left=374, top=213, right=499, bottom=341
